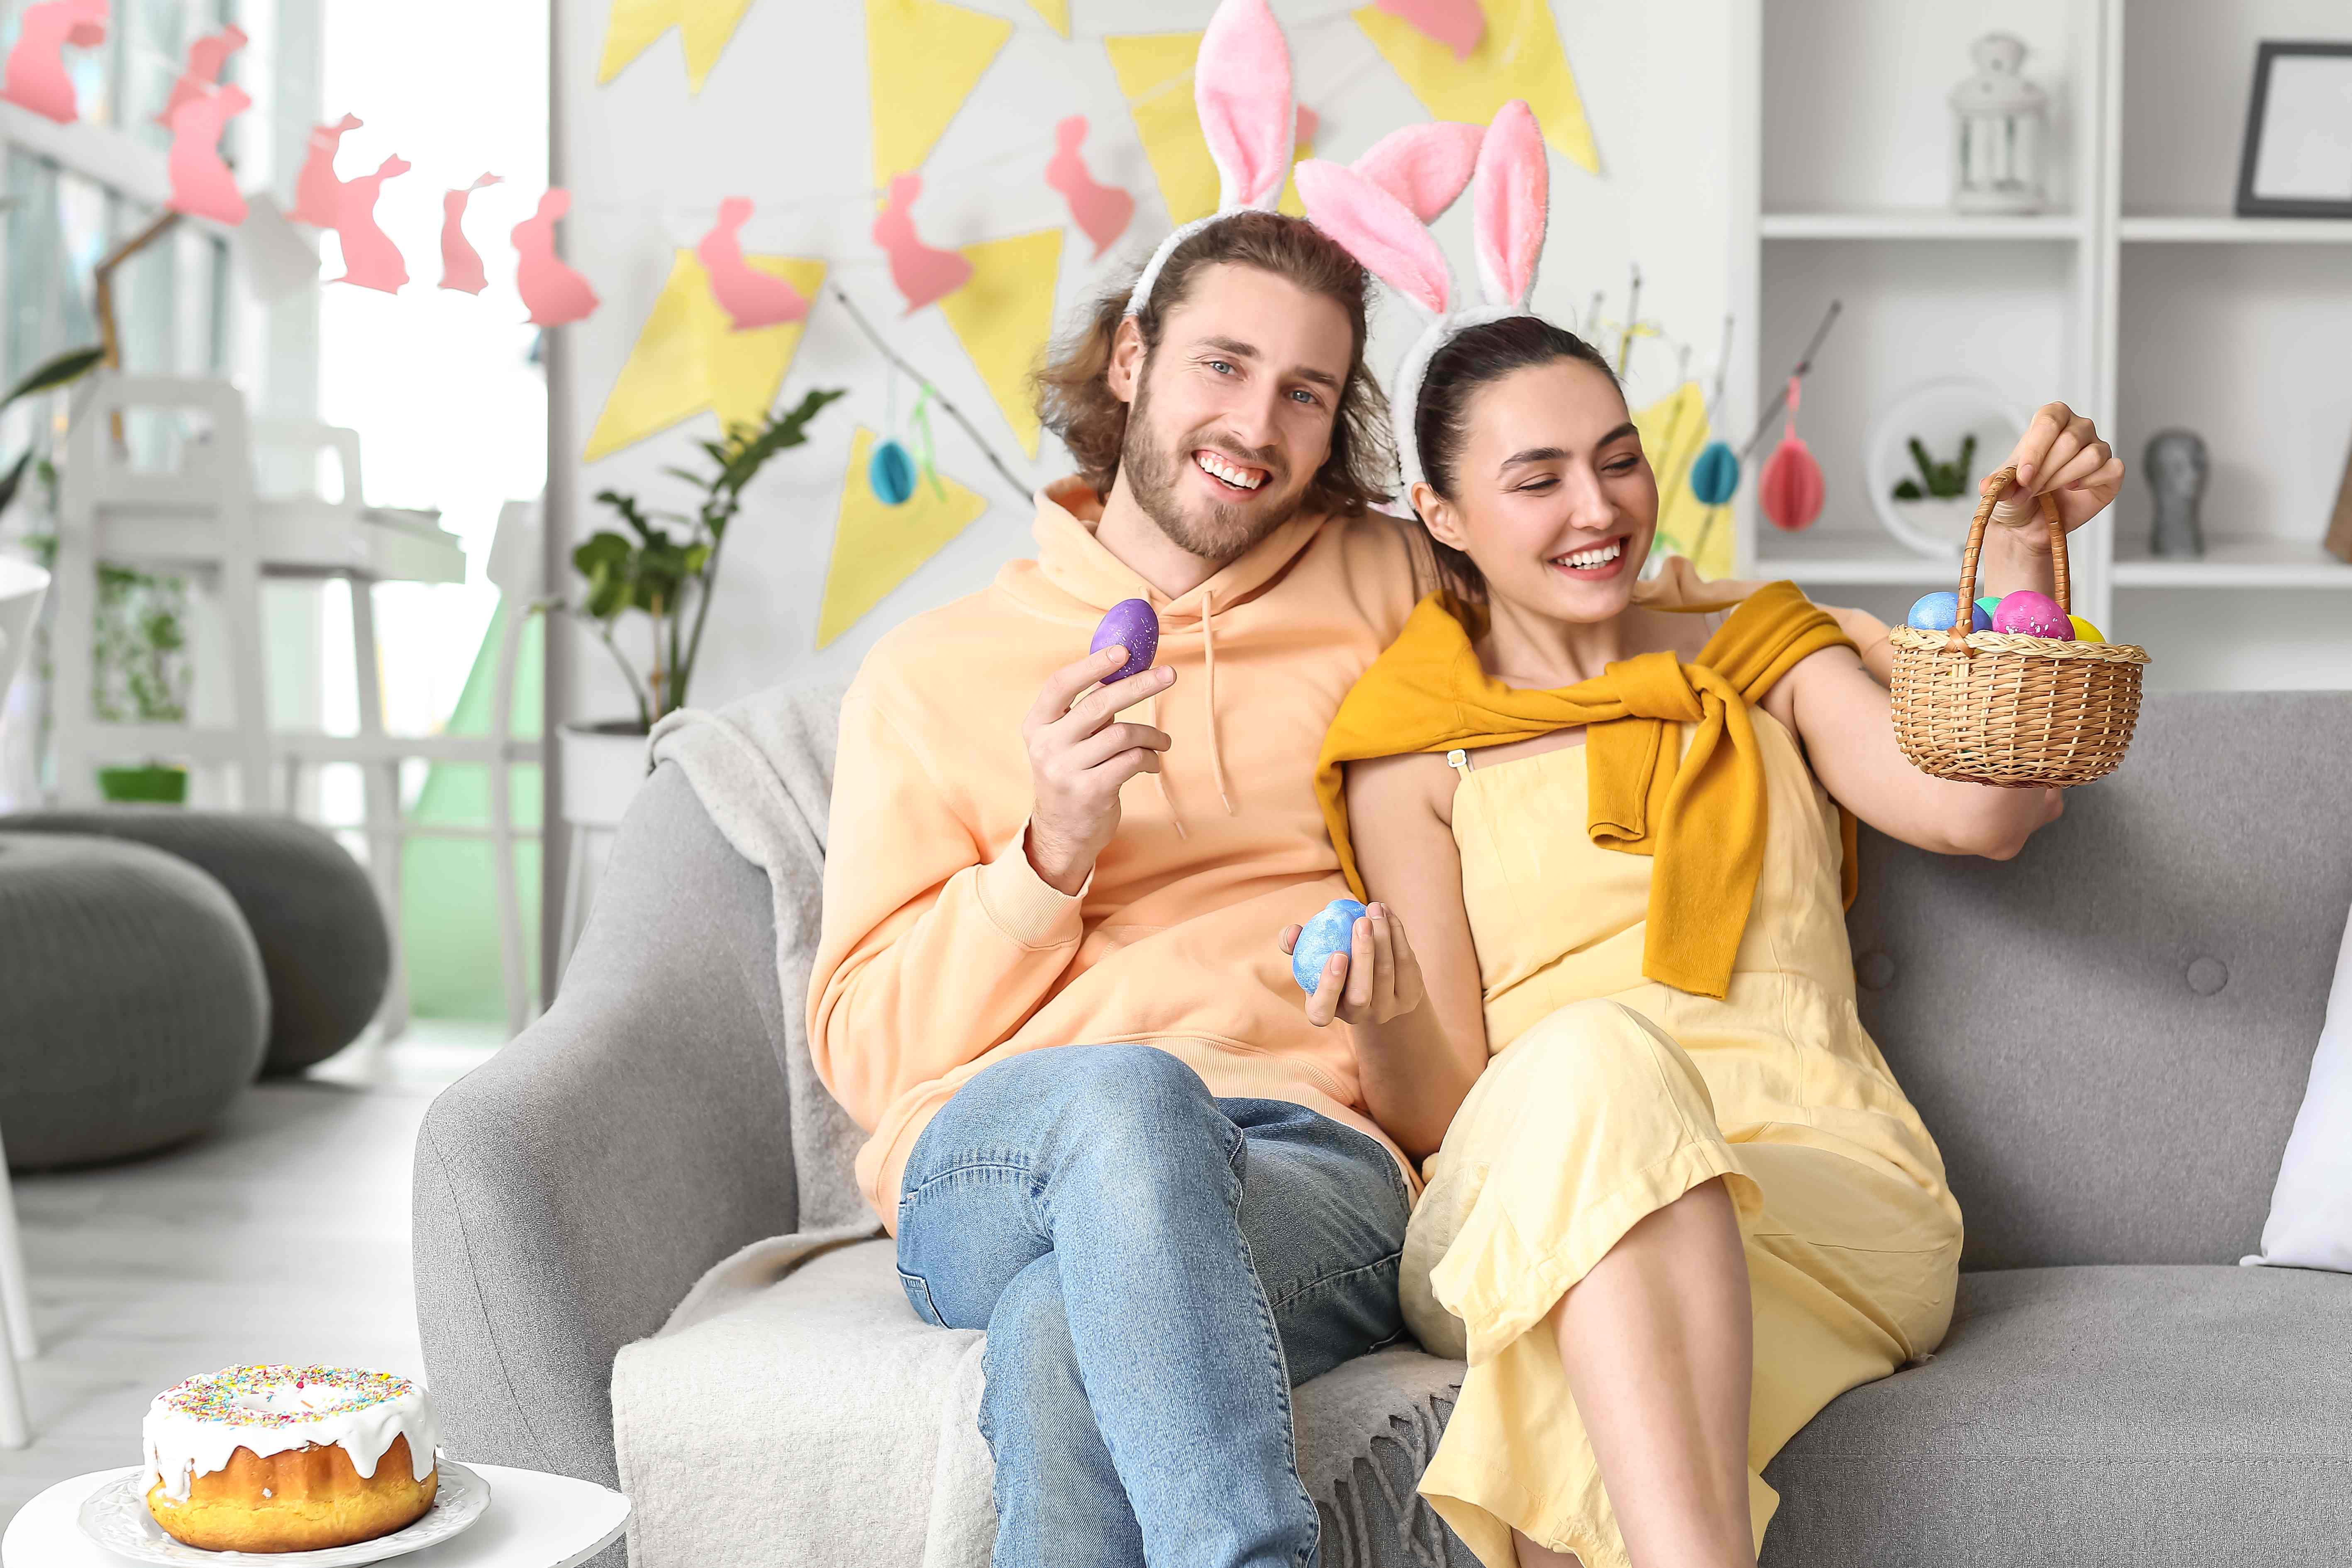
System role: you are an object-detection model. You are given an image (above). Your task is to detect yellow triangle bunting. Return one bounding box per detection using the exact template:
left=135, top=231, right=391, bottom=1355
left=938, top=229, right=1064, bottom=460
left=866, top=0, right=1014, bottom=188
left=1353, top=0, right=1600, bottom=173
left=818, top=427, right=991, bottom=646
left=1633, top=381, right=1730, bottom=580
left=1104, top=31, right=1317, bottom=224
left=598, top=0, right=755, bottom=94
left=1024, top=0, right=1070, bottom=37
left=1105, top=31, right=1215, bottom=224
left=584, top=250, right=828, bottom=463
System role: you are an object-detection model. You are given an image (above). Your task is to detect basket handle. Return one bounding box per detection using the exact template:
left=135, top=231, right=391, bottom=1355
left=1946, top=463, right=2068, bottom=654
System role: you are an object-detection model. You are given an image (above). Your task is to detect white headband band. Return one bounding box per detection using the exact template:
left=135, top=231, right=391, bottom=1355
left=1123, top=213, right=1227, bottom=318
left=1388, top=304, right=1526, bottom=494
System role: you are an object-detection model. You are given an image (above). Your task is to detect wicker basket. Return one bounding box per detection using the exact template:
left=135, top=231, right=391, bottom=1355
left=1888, top=463, right=2149, bottom=788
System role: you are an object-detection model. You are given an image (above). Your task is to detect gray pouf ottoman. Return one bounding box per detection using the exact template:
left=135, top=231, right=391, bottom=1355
left=0, top=833, right=268, bottom=1170
left=0, top=809, right=390, bottom=1075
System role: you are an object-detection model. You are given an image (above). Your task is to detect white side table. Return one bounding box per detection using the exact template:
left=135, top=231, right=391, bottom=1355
left=3, top=1465, right=627, bottom=1568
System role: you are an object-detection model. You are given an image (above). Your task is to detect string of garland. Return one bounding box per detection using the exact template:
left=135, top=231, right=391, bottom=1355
left=826, top=283, right=1031, bottom=504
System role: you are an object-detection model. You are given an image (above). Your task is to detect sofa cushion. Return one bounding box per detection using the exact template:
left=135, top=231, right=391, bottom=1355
left=1760, top=1263, right=2352, bottom=1565
left=613, top=1238, right=1480, bottom=1568
left=1851, top=692, right=2352, bottom=1271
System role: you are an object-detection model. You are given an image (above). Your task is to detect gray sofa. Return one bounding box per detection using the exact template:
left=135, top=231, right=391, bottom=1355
left=415, top=689, right=2352, bottom=1567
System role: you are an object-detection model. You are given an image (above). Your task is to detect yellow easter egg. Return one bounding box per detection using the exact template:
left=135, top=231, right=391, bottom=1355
left=2067, top=615, right=2105, bottom=643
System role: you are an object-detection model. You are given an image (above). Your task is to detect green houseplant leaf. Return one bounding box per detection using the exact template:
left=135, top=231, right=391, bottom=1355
left=567, top=387, right=845, bottom=728
left=1, top=345, right=104, bottom=412
left=0, top=451, right=31, bottom=518
left=1, top=345, right=104, bottom=518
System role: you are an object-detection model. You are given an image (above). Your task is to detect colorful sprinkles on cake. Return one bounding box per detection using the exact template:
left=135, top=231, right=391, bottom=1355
left=159, top=1366, right=420, bottom=1428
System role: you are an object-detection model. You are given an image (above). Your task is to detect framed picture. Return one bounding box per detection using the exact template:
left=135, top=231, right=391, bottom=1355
left=2235, top=41, right=2352, bottom=218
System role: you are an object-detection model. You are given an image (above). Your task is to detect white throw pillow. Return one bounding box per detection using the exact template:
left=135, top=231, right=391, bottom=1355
left=2242, top=899, right=2352, bottom=1273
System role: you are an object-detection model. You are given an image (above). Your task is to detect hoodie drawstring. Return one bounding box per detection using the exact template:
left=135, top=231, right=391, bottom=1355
left=1152, top=678, right=1187, bottom=841
left=1201, top=589, right=1235, bottom=816
left=1147, top=590, right=1237, bottom=837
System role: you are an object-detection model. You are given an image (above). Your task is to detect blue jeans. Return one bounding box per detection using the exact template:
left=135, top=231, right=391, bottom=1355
left=895, top=1044, right=1410, bottom=1568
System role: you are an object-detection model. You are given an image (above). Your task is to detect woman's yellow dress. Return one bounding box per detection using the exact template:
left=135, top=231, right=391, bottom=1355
left=1402, top=708, right=1965, bottom=1568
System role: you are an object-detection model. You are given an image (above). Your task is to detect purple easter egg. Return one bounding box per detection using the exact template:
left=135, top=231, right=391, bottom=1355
left=1992, top=590, right=2071, bottom=640
left=1090, top=598, right=1160, bottom=683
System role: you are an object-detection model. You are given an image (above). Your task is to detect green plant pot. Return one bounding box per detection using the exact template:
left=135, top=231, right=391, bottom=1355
left=97, top=763, right=189, bottom=804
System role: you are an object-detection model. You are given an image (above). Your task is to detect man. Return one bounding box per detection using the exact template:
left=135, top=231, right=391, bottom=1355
left=809, top=207, right=1428, bottom=1568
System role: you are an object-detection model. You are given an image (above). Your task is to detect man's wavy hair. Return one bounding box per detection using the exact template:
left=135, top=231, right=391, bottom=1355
left=1033, top=210, right=1395, bottom=519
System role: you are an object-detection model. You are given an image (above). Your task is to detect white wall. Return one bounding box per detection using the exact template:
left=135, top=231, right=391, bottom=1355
left=550, top=0, right=1740, bottom=724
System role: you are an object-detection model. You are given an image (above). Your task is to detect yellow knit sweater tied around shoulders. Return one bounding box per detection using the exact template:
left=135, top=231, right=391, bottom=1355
left=1314, top=580, right=1858, bottom=1000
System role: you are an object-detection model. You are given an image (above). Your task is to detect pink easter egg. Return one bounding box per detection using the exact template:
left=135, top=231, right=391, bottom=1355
left=1992, top=589, right=2071, bottom=639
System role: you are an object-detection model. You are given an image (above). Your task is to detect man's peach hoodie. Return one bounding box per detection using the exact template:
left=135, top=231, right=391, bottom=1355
left=808, top=478, right=1424, bottom=1228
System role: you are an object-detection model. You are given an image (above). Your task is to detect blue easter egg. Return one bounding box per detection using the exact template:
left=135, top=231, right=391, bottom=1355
left=868, top=439, right=917, bottom=505
left=1906, top=591, right=1991, bottom=632
left=1292, top=897, right=1367, bottom=993
left=1689, top=441, right=1740, bottom=506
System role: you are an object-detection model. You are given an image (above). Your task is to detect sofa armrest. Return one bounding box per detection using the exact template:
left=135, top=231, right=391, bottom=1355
left=412, top=762, right=799, bottom=1488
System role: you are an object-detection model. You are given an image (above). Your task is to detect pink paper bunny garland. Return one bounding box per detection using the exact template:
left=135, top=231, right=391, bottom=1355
left=0, top=0, right=107, bottom=124
left=1047, top=116, right=1135, bottom=262
left=1296, top=98, right=1550, bottom=493
left=17, top=14, right=593, bottom=319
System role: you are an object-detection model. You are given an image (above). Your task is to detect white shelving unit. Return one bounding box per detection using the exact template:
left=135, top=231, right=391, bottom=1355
left=1732, top=0, right=2352, bottom=689
left=2118, top=216, right=2352, bottom=244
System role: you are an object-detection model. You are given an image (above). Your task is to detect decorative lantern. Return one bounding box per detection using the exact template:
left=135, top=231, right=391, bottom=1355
left=1757, top=379, right=1824, bottom=532
left=868, top=438, right=917, bottom=506
left=1950, top=34, right=2046, bottom=215
left=1689, top=440, right=1740, bottom=507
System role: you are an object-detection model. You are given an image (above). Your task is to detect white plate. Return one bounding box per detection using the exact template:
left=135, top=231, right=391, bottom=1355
left=77, top=1460, right=490, bottom=1567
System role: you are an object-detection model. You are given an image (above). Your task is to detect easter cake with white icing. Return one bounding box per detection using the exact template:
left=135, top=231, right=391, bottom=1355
left=143, top=1365, right=440, bottom=1552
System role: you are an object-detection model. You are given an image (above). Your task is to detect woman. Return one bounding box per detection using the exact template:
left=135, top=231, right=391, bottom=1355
left=1281, top=313, right=2122, bottom=1568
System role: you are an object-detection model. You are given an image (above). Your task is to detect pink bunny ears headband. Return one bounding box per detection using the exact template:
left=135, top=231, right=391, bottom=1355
left=1124, top=0, right=1298, bottom=317
left=1296, top=99, right=1550, bottom=495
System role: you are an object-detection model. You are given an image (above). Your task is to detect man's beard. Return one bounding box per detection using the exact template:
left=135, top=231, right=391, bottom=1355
left=1120, top=373, right=1306, bottom=563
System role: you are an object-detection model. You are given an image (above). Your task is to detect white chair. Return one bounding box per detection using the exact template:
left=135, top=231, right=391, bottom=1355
left=49, top=378, right=476, bottom=1038
left=307, top=496, right=545, bottom=1040
left=49, top=374, right=273, bottom=810
left=244, top=420, right=470, bottom=1041
left=485, top=500, right=550, bottom=1038
left=0, top=555, right=50, bottom=1449
left=249, top=420, right=425, bottom=1039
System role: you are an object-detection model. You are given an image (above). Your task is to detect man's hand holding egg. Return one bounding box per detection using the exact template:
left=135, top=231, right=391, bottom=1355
left=1021, top=600, right=1170, bottom=895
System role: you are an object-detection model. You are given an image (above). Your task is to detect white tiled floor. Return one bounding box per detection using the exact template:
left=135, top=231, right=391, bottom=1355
left=0, top=1024, right=500, bottom=1525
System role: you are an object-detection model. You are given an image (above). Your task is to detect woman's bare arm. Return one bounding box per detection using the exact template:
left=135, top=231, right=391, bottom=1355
left=1762, top=647, right=2061, bottom=859
left=1282, top=752, right=1490, bottom=1162
left=1760, top=400, right=2123, bottom=858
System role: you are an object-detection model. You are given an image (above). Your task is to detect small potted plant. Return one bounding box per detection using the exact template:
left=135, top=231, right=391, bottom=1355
left=91, top=563, right=194, bottom=802
left=8, top=475, right=194, bottom=803
left=0, top=346, right=191, bottom=801
left=1888, top=432, right=1979, bottom=549
left=561, top=386, right=843, bottom=826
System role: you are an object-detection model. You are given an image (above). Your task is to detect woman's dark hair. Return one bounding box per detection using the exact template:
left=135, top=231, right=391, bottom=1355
left=1033, top=210, right=1395, bottom=519
left=1411, top=316, right=1622, bottom=602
